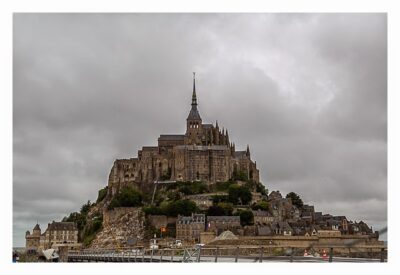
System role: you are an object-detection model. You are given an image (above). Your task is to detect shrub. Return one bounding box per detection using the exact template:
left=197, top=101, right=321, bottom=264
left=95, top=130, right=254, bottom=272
left=142, top=205, right=164, bottom=216
left=239, top=210, right=254, bottom=226
left=81, top=214, right=103, bottom=247
left=178, top=181, right=209, bottom=195
left=213, top=181, right=235, bottom=192
left=165, top=181, right=209, bottom=195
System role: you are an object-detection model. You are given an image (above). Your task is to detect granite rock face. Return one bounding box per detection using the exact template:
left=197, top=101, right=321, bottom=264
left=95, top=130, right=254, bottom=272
left=89, top=207, right=145, bottom=249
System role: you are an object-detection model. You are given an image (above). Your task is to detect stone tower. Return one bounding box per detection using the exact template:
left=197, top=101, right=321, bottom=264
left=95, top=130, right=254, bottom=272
left=25, top=223, right=41, bottom=252
left=185, top=72, right=202, bottom=145
left=32, top=223, right=41, bottom=236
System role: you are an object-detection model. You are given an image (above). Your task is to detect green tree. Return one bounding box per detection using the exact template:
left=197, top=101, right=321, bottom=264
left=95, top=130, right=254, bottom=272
left=206, top=202, right=234, bottom=216
left=213, top=180, right=235, bottom=192
left=80, top=200, right=92, bottom=216
left=251, top=200, right=269, bottom=211
left=233, top=170, right=248, bottom=181
left=160, top=167, right=172, bottom=181
left=212, top=194, right=229, bottom=203
left=142, top=205, right=164, bottom=216
left=217, top=202, right=234, bottom=215
left=96, top=186, right=108, bottom=203
left=228, top=184, right=252, bottom=205
left=162, top=199, right=199, bottom=217
left=178, top=181, right=209, bottom=195
left=286, top=192, right=304, bottom=208
left=82, top=214, right=103, bottom=247
left=255, top=183, right=268, bottom=196
left=166, top=191, right=182, bottom=201
left=108, top=186, right=143, bottom=209
left=62, top=212, right=86, bottom=232
left=239, top=210, right=254, bottom=226
left=206, top=205, right=225, bottom=216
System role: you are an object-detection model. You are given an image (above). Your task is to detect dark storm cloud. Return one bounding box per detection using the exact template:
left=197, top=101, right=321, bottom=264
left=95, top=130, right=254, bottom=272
left=13, top=13, right=387, bottom=246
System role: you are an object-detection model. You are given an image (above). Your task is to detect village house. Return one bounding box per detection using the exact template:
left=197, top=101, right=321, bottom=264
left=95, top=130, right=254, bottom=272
left=176, top=213, right=205, bottom=242
left=300, top=205, right=315, bottom=224
left=333, top=216, right=349, bottom=234
left=250, top=192, right=265, bottom=205
left=269, top=198, right=293, bottom=221
left=326, top=219, right=341, bottom=231
left=256, top=224, right=274, bottom=236
left=207, top=216, right=241, bottom=235
left=348, top=221, right=373, bottom=235
left=25, top=221, right=80, bottom=252
left=40, top=221, right=80, bottom=250
left=148, top=215, right=177, bottom=234
left=286, top=205, right=300, bottom=222
left=268, top=190, right=283, bottom=201
left=270, top=221, right=293, bottom=236
left=288, top=221, right=306, bottom=236
left=184, top=192, right=227, bottom=210
left=252, top=210, right=275, bottom=224
left=314, top=212, right=323, bottom=223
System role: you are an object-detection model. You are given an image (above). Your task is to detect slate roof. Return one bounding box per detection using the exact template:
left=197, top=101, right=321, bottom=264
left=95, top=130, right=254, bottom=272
left=158, top=135, right=185, bottom=141
left=333, top=216, right=347, bottom=221
left=175, top=145, right=228, bottom=151
left=207, top=216, right=240, bottom=222
left=234, top=151, right=247, bottom=158
left=47, top=222, right=77, bottom=231
left=268, top=191, right=283, bottom=200
left=257, top=225, right=273, bottom=235
left=187, top=105, right=202, bottom=120
left=202, top=124, right=213, bottom=129
left=33, top=224, right=41, bottom=231
left=177, top=214, right=205, bottom=224
left=252, top=210, right=272, bottom=217
left=279, top=221, right=293, bottom=231
left=142, top=146, right=158, bottom=151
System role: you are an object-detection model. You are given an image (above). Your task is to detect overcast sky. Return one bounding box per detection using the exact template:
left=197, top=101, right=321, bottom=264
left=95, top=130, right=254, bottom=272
left=13, top=13, right=387, bottom=247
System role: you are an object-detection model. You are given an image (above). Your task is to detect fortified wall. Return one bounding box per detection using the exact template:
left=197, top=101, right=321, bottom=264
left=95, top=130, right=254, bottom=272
left=207, top=234, right=384, bottom=256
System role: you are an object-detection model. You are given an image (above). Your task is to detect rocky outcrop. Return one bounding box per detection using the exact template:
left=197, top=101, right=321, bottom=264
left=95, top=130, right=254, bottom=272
left=89, top=207, right=145, bottom=249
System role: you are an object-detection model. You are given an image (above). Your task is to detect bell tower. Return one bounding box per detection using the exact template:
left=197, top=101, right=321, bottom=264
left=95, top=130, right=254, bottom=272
left=185, top=72, right=202, bottom=144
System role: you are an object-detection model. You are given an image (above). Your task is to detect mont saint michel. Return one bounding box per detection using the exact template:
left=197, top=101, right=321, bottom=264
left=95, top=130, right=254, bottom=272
left=107, top=73, right=259, bottom=195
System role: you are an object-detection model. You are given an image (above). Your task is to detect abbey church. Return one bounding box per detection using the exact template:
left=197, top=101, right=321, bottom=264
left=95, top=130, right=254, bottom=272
left=108, top=74, right=259, bottom=195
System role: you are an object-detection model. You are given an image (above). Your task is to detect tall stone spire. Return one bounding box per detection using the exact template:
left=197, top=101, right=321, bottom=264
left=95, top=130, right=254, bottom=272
left=192, top=72, right=197, bottom=106
left=187, top=72, right=201, bottom=121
